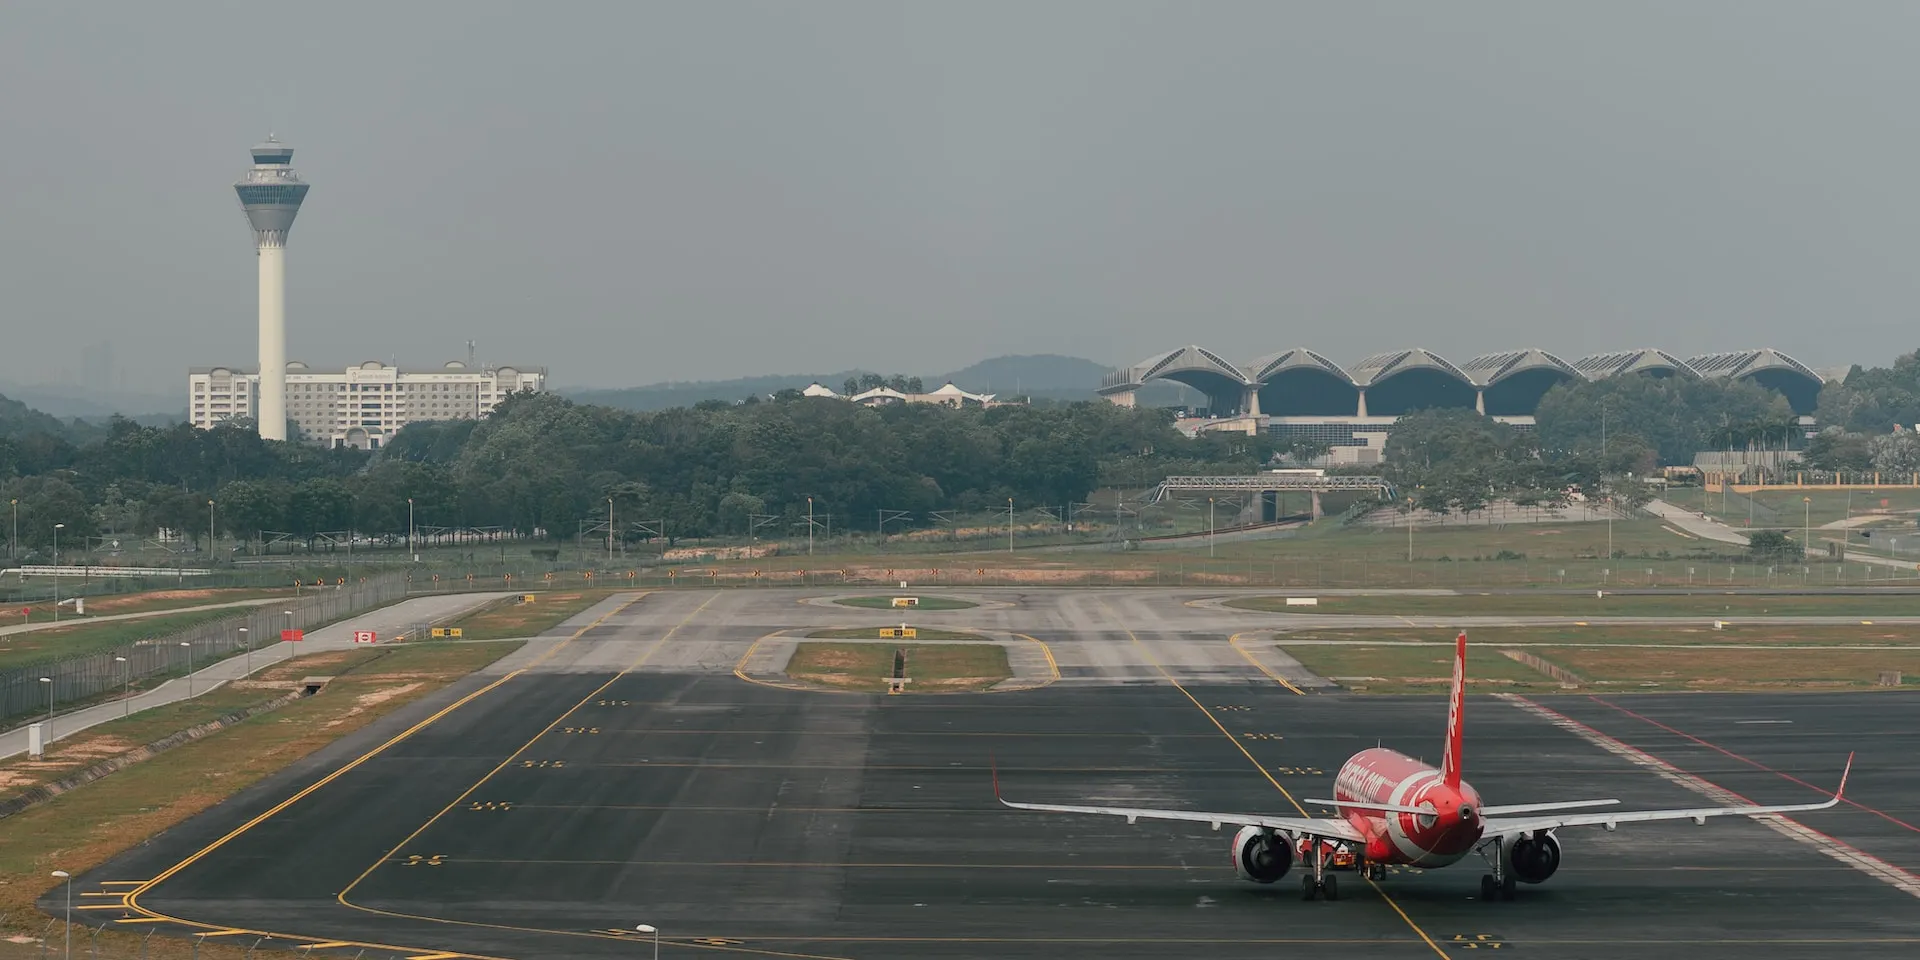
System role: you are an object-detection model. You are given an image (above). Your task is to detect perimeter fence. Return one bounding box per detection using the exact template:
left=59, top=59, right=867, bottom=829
left=0, top=573, right=406, bottom=728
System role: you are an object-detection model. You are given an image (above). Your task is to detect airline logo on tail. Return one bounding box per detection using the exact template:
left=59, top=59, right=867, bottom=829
left=1441, top=631, right=1466, bottom=788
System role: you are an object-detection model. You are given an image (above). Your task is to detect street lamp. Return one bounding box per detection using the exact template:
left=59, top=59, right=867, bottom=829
left=50, top=870, right=71, bottom=960
left=1803, top=496, right=1812, bottom=559
left=1007, top=498, right=1014, bottom=553
left=806, top=496, right=814, bottom=556
left=634, top=924, right=658, bottom=960
left=51, top=523, right=64, bottom=623
left=407, top=497, right=415, bottom=559
left=7, top=498, right=15, bottom=561
left=208, top=499, right=216, bottom=560
left=181, top=641, right=194, bottom=696
left=283, top=610, right=296, bottom=661
left=38, top=676, right=52, bottom=730
left=238, top=627, right=251, bottom=679
left=1406, top=496, right=1415, bottom=562
left=115, top=656, right=129, bottom=716
left=1208, top=496, right=1216, bottom=558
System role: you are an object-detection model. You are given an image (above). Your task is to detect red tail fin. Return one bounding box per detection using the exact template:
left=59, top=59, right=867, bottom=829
left=1441, top=631, right=1466, bottom=789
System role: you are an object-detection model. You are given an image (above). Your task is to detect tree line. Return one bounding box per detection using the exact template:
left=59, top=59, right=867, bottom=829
left=0, top=392, right=1270, bottom=556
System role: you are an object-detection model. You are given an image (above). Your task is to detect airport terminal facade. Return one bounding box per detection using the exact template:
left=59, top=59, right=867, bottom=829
left=1100, top=346, right=1823, bottom=463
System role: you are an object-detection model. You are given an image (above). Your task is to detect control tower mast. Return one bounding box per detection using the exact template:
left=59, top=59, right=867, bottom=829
left=234, top=136, right=310, bottom=441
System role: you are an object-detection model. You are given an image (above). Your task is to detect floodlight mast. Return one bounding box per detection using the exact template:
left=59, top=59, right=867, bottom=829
left=234, top=136, right=310, bottom=441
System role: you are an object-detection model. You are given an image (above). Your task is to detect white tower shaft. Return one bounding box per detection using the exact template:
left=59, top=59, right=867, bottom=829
left=256, top=241, right=287, bottom=440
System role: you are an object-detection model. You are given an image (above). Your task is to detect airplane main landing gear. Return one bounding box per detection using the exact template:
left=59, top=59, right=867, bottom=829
left=1301, top=840, right=1339, bottom=900
left=1477, top=836, right=1517, bottom=901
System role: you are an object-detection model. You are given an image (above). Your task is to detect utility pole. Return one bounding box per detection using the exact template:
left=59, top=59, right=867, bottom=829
left=807, top=497, right=814, bottom=556
left=407, top=497, right=415, bottom=558
left=208, top=499, right=216, bottom=562
left=607, top=497, right=615, bottom=564
left=1208, top=497, right=1216, bottom=557
left=1007, top=498, right=1014, bottom=553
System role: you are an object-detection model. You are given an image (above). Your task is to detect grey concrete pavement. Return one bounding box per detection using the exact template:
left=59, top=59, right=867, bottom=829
left=0, top=592, right=507, bottom=759
left=1646, top=498, right=1751, bottom=545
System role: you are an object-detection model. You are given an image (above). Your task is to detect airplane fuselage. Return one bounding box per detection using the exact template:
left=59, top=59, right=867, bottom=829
left=1332, top=748, right=1485, bottom=868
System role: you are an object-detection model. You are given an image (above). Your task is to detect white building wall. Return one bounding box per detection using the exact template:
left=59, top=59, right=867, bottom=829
left=188, top=361, right=546, bottom=449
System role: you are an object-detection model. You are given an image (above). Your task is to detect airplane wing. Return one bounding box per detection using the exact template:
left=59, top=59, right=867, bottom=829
left=1485, top=754, right=1851, bottom=837
left=992, top=762, right=1364, bottom=843
left=996, top=795, right=1367, bottom=843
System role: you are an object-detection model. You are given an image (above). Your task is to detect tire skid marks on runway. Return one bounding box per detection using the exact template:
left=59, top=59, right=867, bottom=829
left=1500, top=694, right=1920, bottom=899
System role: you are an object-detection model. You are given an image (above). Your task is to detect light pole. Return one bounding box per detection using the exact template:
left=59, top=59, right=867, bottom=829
left=51, top=523, right=64, bottom=623
left=1804, top=496, right=1812, bottom=559
left=1208, top=497, right=1216, bottom=557
left=635, top=924, right=658, bottom=960
left=239, top=627, right=251, bottom=679
left=208, top=499, right=216, bottom=561
left=806, top=497, right=814, bottom=556
left=181, top=641, right=194, bottom=696
left=1007, top=498, right=1014, bottom=553
left=407, top=496, right=415, bottom=559
left=1406, top=496, right=1415, bottom=562
left=51, top=870, right=71, bottom=960
left=283, top=610, right=295, bottom=662
left=115, top=656, right=129, bottom=716
left=38, top=676, right=52, bottom=730
left=607, top=497, right=615, bottom=565
left=7, top=498, right=15, bottom=561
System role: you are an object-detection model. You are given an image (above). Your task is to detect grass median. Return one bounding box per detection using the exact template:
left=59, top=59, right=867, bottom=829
left=1228, top=593, right=1920, bottom=617
left=439, top=589, right=627, bottom=641
left=788, top=638, right=1009, bottom=693
left=0, top=637, right=525, bottom=955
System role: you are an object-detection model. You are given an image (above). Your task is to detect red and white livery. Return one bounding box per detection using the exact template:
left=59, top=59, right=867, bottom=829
left=997, top=631, right=1851, bottom=901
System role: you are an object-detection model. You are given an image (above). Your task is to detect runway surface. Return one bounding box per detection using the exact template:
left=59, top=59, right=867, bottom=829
left=62, top=589, right=1920, bottom=959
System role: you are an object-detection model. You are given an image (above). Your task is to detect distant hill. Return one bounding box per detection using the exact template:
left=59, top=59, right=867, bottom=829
left=565, top=370, right=874, bottom=411
left=0, top=383, right=178, bottom=421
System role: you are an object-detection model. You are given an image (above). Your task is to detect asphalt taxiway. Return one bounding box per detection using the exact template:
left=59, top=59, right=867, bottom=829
left=60, top=589, right=1920, bottom=959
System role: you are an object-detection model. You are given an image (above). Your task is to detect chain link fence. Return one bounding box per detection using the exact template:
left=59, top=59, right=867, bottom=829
left=0, top=574, right=407, bottom=728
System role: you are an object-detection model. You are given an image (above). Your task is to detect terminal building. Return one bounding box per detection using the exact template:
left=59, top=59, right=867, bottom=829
left=188, top=360, right=547, bottom=450
left=1100, top=346, right=1824, bottom=463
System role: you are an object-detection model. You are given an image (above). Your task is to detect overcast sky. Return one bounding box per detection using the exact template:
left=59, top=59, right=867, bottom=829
left=3, top=2, right=1918, bottom=394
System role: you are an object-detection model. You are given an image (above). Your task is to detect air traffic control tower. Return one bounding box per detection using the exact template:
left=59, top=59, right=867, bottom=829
left=234, top=136, right=310, bottom=441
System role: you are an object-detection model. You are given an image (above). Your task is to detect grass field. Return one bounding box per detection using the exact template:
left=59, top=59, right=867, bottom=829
left=833, top=595, right=978, bottom=610
left=807, top=627, right=987, bottom=641
left=1531, top=645, right=1920, bottom=690
left=785, top=641, right=1011, bottom=693
left=1664, top=486, right=1920, bottom=530
left=0, top=608, right=246, bottom=671
left=1281, top=622, right=1920, bottom=693
left=68, top=588, right=286, bottom=617
left=1279, top=623, right=1915, bottom=648
left=1229, top=593, right=1920, bottom=617
left=1277, top=644, right=1563, bottom=694
left=0, top=687, right=285, bottom=801
left=0, top=638, right=525, bottom=956
left=440, top=589, right=626, bottom=641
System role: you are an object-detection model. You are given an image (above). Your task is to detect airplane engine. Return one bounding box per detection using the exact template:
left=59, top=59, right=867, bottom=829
left=1503, top=832, right=1562, bottom=884
left=1231, top=825, right=1291, bottom=884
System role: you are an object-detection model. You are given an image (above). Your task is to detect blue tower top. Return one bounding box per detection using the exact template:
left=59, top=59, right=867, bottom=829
left=235, top=135, right=309, bottom=246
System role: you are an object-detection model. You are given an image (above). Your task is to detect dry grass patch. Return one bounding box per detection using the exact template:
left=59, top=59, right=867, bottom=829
left=1231, top=593, right=1920, bottom=618
left=80, top=588, right=285, bottom=616
left=1280, top=624, right=1914, bottom=648
left=786, top=641, right=1011, bottom=693
left=0, top=639, right=525, bottom=956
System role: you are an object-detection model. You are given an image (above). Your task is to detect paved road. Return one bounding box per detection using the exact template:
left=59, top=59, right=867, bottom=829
left=0, top=597, right=280, bottom=638
left=1646, top=498, right=1750, bottom=545
left=0, top=592, right=507, bottom=759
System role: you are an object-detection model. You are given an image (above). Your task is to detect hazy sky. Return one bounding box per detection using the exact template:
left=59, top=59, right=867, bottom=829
left=3, top=2, right=1918, bottom=394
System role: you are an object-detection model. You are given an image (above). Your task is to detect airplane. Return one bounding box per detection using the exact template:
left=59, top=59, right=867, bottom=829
left=996, top=630, right=1851, bottom=901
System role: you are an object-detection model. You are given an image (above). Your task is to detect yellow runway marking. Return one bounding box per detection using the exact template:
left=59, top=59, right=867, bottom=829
left=340, top=594, right=718, bottom=899
left=1228, top=633, right=1304, bottom=694
left=194, top=930, right=248, bottom=937
left=119, top=593, right=652, bottom=959
left=1109, top=609, right=1448, bottom=960
left=407, top=953, right=464, bottom=959
left=306, top=942, right=355, bottom=949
